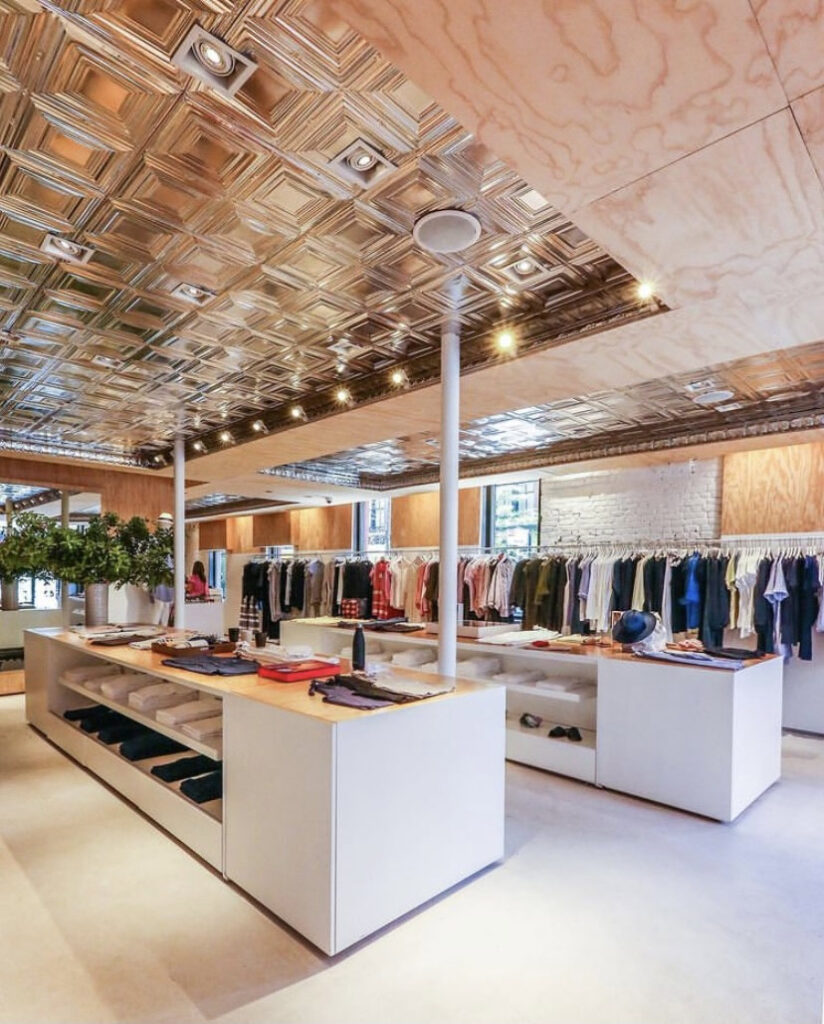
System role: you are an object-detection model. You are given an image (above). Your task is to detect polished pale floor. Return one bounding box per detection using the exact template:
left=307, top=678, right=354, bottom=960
left=1, top=693, right=822, bottom=1024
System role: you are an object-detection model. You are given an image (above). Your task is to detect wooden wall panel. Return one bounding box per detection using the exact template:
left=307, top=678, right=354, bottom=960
left=198, top=519, right=227, bottom=551
left=391, top=488, right=481, bottom=548
left=0, top=455, right=174, bottom=521
left=722, top=443, right=824, bottom=534
left=292, top=505, right=352, bottom=551
left=252, top=511, right=292, bottom=547
left=226, top=515, right=255, bottom=553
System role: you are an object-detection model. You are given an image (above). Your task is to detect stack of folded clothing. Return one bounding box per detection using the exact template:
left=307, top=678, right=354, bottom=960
left=390, top=649, right=432, bottom=668
left=97, top=720, right=151, bottom=745
left=181, top=716, right=222, bottom=741
left=180, top=767, right=222, bottom=804
left=64, top=705, right=116, bottom=732
left=128, top=682, right=192, bottom=712
left=59, top=664, right=120, bottom=688
left=456, top=655, right=502, bottom=679
left=155, top=697, right=222, bottom=727
left=415, top=661, right=439, bottom=674
left=99, top=673, right=153, bottom=700
left=492, top=669, right=545, bottom=685
left=119, top=732, right=188, bottom=761
left=151, top=754, right=221, bottom=782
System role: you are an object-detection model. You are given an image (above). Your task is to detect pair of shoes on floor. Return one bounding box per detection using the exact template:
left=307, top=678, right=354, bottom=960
left=548, top=725, right=582, bottom=742
left=519, top=712, right=543, bottom=729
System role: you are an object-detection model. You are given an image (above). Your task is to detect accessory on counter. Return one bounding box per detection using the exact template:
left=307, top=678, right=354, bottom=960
left=519, top=713, right=543, bottom=729
left=151, top=755, right=221, bottom=783
left=612, top=609, right=657, bottom=645
left=119, top=733, right=188, bottom=761
left=228, top=628, right=240, bottom=642
left=160, top=654, right=259, bottom=676
left=89, top=632, right=159, bottom=647
left=548, top=725, right=566, bottom=738
left=254, top=631, right=268, bottom=648
left=352, top=624, right=366, bottom=672
left=548, top=725, right=582, bottom=741
left=180, top=769, right=223, bottom=804
left=567, top=727, right=582, bottom=742
left=704, top=646, right=763, bottom=660
left=257, top=660, right=340, bottom=683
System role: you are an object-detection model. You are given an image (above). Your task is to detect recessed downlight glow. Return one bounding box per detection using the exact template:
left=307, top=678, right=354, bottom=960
left=515, top=258, right=534, bottom=275
left=219, top=430, right=231, bottom=443
left=390, top=368, right=407, bottom=387
left=291, top=405, right=304, bottom=419
left=194, top=38, right=235, bottom=76
left=153, top=454, right=164, bottom=463
left=637, top=281, right=654, bottom=300
left=252, top=420, right=265, bottom=432
left=497, top=331, right=515, bottom=352
left=193, top=440, right=205, bottom=452
left=335, top=387, right=351, bottom=404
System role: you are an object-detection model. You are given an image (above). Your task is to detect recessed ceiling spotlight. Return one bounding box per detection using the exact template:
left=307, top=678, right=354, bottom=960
left=515, top=259, right=534, bottom=274
left=171, top=282, right=214, bottom=306
left=503, top=254, right=545, bottom=285
left=335, top=387, right=351, bottom=404
left=220, top=409, right=228, bottom=419
left=41, top=234, right=94, bottom=264
left=219, top=430, right=232, bottom=443
left=153, top=454, right=164, bottom=464
left=496, top=331, right=516, bottom=353
left=291, top=405, right=306, bottom=420
left=330, top=138, right=396, bottom=188
left=171, top=25, right=257, bottom=97
left=413, top=209, right=481, bottom=254
left=390, top=368, right=408, bottom=387
left=192, top=439, right=206, bottom=452
left=685, top=379, right=716, bottom=395
left=637, top=281, right=655, bottom=300
left=252, top=419, right=266, bottom=432
left=692, top=389, right=735, bottom=406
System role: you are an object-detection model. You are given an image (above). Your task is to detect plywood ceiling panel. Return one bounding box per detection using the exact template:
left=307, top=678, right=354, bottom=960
left=752, top=0, right=824, bottom=101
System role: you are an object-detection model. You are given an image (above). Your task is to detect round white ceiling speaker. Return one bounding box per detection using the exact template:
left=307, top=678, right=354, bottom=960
left=692, top=389, right=735, bottom=406
left=413, top=209, right=481, bottom=254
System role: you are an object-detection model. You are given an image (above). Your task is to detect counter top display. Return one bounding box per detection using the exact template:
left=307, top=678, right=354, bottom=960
left=282, top=620, right=784, bottom=822
left=24, top=627, right=505, bottom=955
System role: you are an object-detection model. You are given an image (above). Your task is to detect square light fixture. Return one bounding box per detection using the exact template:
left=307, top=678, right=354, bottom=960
left=502, top=254, right=546, bottom=286
left=685, top=378, right=717, bottom=394
left=41, top=234, right=94, bottom=264
left=329, top=138, right=396, bottom=188
left=171, top=25, right=257, bottom=97
left=171, top=283, right=215, bottom=306
left=513, top=187, right=551, bottom=214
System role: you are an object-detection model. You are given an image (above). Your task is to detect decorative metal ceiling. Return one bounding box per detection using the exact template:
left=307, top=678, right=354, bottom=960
left=0, top=0, right=656, bottom=466
left=184, top=491, right=291, bottom=517
left=0, top=483, right=48, bottom=503
left=262, top=339, right=824, bottom=489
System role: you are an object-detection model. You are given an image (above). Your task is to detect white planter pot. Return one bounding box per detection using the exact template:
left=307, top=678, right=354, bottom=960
left=1, top=580, right=19, bottom=611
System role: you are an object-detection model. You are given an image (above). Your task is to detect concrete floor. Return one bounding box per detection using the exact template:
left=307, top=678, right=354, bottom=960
left=1, top=693, right=822, bottom=1024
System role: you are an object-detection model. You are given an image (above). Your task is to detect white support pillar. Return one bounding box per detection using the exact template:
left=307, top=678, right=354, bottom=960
left=438, top=309, right=461, bottom=677
left=61, top=491, right=71, bottom=628
left=174, top=434, right=186, bottom=629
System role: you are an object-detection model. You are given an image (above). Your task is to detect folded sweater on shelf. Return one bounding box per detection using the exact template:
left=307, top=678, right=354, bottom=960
left=128, top=682, right=192, bottom=712
left=180, top=769, right=222, bottom=804
left=456, top=656, right=502, bottom=678
left=390, top=649, right=431, bottom=667
left=76, top=672, right=130, bottom=693
left=155, top=697, right=222, bottom=726
left=59, top=664, right=120, bottom=686
left=120, top=732, right=188, bottom=761
left=492, top=670, right=545, bottom=685
left=100, top=673, right=153, bottom=700
left=151, top=755, right=221, bottom=783
left=181, top=716, right=223, bottom=741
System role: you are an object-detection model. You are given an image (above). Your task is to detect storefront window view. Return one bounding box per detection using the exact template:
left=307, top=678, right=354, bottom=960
left=491, top=481, right=539, bottom=551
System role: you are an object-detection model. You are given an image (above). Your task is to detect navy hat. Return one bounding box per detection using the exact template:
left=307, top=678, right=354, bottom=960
left=612, top=609, right=656, bottom=645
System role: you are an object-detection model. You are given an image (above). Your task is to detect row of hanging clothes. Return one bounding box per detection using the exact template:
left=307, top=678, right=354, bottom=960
left=508, top=541, right=824, bottom=661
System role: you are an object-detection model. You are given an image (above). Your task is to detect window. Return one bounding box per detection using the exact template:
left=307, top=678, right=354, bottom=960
left=207, top=549, right=227, bottom=597
left=490, top=480, right=540, bottom=551
left=17, top=574, right=60, bottom=610
left=364, top=498, right=391, bottom=555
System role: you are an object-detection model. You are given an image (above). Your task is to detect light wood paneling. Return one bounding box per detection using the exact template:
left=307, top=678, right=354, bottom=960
left=292, top=505, right=353, bottom=552
left=252, top=511, right=292, bottom=548
left=0, top=670, right=25, bottom=695
left=198, top=519, right=228, bottom=551
left=391, top=489, right=481, bottom=549
left=722, top=443, right=824, bottom=534
left=0, top=456, right=174, bottom=521
left=226, top=516, right=255, bottom=554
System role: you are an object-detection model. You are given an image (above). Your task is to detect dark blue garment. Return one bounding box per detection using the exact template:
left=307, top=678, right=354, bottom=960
left=799, top=556, right=820, bottom=662
left=160, top=654, right=259, bottom=676
left=680, top=553, right=701, bottom=630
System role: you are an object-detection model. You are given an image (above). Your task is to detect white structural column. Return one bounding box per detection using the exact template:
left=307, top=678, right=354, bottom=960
left=438, top=306, right=461, bottom=677
left=61, top=491, right=71, bottom=628
left=173, top=434, right=186, bottom=629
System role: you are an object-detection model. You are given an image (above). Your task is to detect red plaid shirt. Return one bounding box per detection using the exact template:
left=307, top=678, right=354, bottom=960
left=370, top=560, right=404, bottom=619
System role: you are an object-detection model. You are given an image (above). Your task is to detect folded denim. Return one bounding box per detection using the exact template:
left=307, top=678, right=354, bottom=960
left=120, top=733, right=188, bottom=761
left=151, top=755, right=221, bottom=783
left=308, top=679, right=394, bottom=709
left=160, top=654, right=259, bottom=676
left=180, top=770, right=222, bottom=803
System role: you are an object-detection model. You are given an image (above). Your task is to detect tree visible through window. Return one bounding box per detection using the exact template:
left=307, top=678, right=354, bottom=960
left=491, top=481, right=540, bottom=551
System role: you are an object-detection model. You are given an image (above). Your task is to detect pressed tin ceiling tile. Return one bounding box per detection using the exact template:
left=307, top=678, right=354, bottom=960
left=0, top=0, right=658, bottom=464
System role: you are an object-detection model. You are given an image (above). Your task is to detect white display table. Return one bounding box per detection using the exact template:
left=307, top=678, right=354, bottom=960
left=24, top=628, right=505, bottom=954
left=282, top=621, right=784, bottom=822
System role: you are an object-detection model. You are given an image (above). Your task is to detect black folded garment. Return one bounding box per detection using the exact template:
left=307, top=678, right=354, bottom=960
left=705, top=646, right=764, bottom=660
left=64, top=705, right=105, bottom=723
left=78, top=708, right=122, bottom=733
left=180, top=769, right=222, bottom=804
left=98, top=721, right=151, bottom=745
left=151, top=755, right=222, bottom=782
left=119, top=733, right=188, bottom=761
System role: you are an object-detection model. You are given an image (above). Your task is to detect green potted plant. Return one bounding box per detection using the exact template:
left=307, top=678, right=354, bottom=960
left=117, top=516, right=173, bottom=591
left=50, top=512, right=132, bottom=626
left=0, top=513, right=58, bottom=612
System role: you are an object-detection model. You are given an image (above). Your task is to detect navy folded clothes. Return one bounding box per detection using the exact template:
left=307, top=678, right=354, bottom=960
left=308, top=679, right=394, bottom=710
left=180, top=770, right=222, bottom=803
left=97, top=721, right=151, bottom=745
left=160, top=654, right=259, bottom=676
left=78, top=708, right=123, bottom=733
left=151, top=755, right=221, bottom=782
left=119, top=733, right=188, bottom=761
left=64, top=705, right=106, bottom=723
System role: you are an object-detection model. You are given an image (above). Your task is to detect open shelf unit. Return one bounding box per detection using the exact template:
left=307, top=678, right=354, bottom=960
left=58, top=676, right=223, bottom=760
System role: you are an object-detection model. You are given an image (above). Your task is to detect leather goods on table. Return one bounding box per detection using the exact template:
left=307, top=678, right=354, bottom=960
left=258, top=659, right=340, bottom=683
left=151, top=640, right=236, bottom=656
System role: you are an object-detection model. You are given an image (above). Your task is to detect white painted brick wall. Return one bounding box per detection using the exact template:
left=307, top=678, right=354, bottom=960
left=539, top=459, right=722, bottom=546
